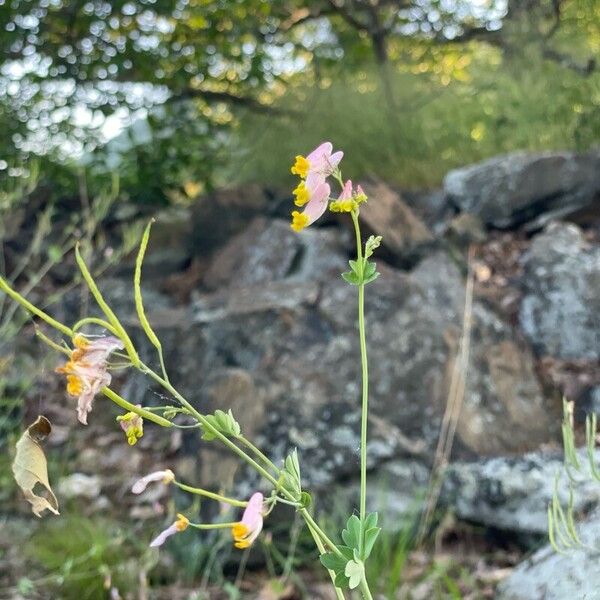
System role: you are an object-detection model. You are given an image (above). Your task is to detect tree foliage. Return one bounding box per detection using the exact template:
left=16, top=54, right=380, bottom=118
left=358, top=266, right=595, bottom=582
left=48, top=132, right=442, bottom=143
left=0, top=0, right=598, bottom=199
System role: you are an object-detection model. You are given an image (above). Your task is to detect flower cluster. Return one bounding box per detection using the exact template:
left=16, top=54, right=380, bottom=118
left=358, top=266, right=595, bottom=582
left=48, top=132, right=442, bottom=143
left=290, top=142, right=367, bottom=231
left=290, top=142, right=342, bottom=232
left=55, top=334, right=124, bottom=425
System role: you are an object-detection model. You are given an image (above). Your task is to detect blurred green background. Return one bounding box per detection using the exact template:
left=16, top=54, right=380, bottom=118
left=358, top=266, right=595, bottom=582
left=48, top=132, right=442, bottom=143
left=0, top=0, right=598, bottom=203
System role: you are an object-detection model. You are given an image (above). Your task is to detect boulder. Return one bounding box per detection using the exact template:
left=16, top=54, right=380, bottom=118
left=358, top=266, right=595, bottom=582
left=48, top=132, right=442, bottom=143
left=144, top=238, right=558, bottom=490
left=519, top=222, right=600, bottom=360
left=202, top=217, right=348, bottom=291
left=496, top=511, right=600, bottom=600
left=442, top=450, right=600, bottom=534
left=358, top=180, right=434, bottom=261
left=444, top=150, right=600, bottom=228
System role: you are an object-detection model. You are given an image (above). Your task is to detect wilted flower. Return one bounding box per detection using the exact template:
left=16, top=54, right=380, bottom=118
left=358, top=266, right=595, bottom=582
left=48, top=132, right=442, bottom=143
left=117, top=407, right=144, bottom=445
left=55, top=335, right=124, bottom=425
left=231, top=492, right=264, bottom=549
left=150, top=513, right=189, bottom=548
left=131, top=469, right=175, bottom=494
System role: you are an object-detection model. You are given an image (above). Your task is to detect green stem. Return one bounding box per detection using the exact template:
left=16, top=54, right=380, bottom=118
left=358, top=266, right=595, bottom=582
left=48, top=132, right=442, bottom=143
left=140, top=362, right=282, bottom=491
left=359, top=577, right=374, bottom=600
left=0, top=276, right=74, bottom=337
left=239, top=435, right=280, bottom=474
left=101, top=387, right=172, bottom=428
left=174, top=481, right=248, bottom=507
left=351, top=212, right=369, bottom=524
left=188, top=521, right=239, bottom=530
left=140, top=363, right=346, bottom=588
left=305, top=518, right=346, bottom=600
left=72, top=317, right=120, bottom=337
left=300, top=509, right=343, bottom=557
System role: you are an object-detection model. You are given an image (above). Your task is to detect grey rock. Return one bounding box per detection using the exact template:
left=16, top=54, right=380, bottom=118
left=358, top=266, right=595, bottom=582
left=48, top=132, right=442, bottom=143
left=57, top=473, right=102, bottom=499
left=202, top=217, right=348, bottom=291
left=519, top=222, right=600, bottom=359
left=147, top=248, right=557, bottom=490
left=444, top=150, right=600, bottom=227
left=358, top=180, right=434, bottom=260
left=496, top=510, right=600, bottom=600
left=443, top=450, right=600, bottom=534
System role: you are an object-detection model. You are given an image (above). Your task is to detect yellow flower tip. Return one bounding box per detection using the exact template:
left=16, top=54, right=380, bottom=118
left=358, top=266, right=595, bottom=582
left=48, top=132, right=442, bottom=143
left=234, top=540, right=251, bottom=549
left=232, top=522, right=248, bottom=538
left=290, top=155, right=310, bottom=178
left=73, top=334, right=90, bottom=350
left=329, top=199, right=356, bottom=214
left=293, top=181, right=309, bottom=207
left=290, top=211, right=309, bottom=232
left=163, top=469, right=176, bottom=485
left=66, top=374, right=83, bottom=396
left=175, top=514, right=189, bottom=531
left=127, top=435, right=137, bottom=446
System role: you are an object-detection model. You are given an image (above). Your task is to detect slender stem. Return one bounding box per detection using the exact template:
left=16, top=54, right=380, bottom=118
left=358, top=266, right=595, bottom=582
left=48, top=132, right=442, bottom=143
left=239, top=435, right=280, bottom=474
left=102, top=387, right=173, bottom=428
left=0, top=276, right=74, bottom=337
left=305, top=518, right=346, bottom=600
left=140, top=362, right=282, bottom=490
left=174, top=481, right=248, bottom=507
left=300, top=509, right=343, bottom=557
left=188, top=521, right=239, bottom=530
left=72, top=317, right=120, bottom=337
left=359, top=577, right=374, bottom=600
left=351, top=212, right=369, bottom=523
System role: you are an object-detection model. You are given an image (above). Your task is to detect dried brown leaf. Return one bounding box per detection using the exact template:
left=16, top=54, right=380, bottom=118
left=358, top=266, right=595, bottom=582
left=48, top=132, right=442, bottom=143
left=12, top=416, right=60, bottom=517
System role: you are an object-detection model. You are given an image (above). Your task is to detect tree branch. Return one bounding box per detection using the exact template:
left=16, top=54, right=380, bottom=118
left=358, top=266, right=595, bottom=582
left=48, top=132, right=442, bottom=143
left=167, top=88, right=298, bottom=116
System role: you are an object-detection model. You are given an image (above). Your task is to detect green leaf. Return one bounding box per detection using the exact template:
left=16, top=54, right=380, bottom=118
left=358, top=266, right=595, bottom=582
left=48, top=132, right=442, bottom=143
left=201, top=409, right=241, bottom=441
left=364, top=511, right=378, bottom=530
left=341, top=270, right=361, bottom=285
left=281, top=448, right=302, bottom=497
left=363, top=270, right=380, bottom=285
left=300, top=491, right=312, bottom=509
left=363, top=527, right=381, bottom=559
left=341, top=515, right=361, bottom=550
left=344, top=559, right=364, bottom=589
left=320, top=552, right=346, bottom=572
left=334, top=571, right=350, bottom=589
left=365, top=235, right=383, bottom=259
left=364, top=260, right=376, bottom=278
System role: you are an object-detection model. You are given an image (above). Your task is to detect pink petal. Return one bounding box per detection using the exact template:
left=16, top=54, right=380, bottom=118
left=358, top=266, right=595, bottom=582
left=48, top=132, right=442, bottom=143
left=306, top=142, right=332, bottom=163
left=305, top=171, right=327, bottom=191
left=338, top=179, right=352, bottom=200
left=304, top=182, right=330, bottom=225
left=132, top=470, right=173, bottom=494
left=328, top=151, right=343, bottom=169
left=240, top=492, right=264, bottom=545
left=150, top=523, right=179, bottom=548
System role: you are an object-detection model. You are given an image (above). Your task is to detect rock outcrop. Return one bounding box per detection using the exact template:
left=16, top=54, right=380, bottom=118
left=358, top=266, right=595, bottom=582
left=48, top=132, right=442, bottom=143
left=444, top=150, right=600, bottom=228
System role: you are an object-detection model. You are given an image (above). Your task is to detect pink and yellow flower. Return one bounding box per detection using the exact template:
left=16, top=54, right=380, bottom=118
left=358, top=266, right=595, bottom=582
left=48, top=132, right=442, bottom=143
left=290, top=142, right=343, bottom=181
left=55, top=334, right=124, bottom=425
left=150, top=513, right=189, bottom=548
left=117, top=407, right=144, bottom=445
left=131, top=469, right=175, bottom=494
left=231, top=492, right=264, bottom=549
left=290, top=142, right=344, bottom=232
